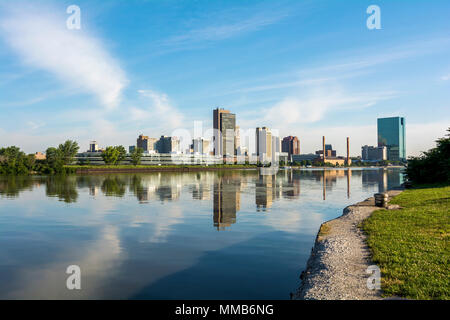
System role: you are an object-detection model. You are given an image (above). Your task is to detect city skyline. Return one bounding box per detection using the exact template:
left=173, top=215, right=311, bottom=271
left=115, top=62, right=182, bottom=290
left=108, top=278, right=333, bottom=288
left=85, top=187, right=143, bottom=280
left=0, top=1, right=449, bottom=156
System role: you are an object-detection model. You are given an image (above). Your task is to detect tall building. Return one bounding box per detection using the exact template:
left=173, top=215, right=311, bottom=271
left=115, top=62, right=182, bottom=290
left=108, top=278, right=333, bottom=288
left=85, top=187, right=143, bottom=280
left=192, top=138, right=210, bottom=154
left=156, top=135, right=180, bottom=154
left=377, top=117, right=406, bottom=161
left=89, top=141, right=99, bottom=152
left=137, top=134, right=157, bottom=153
left=213, top=108, right=236, bottom=156
left=234, top=125, right=240, bottom=155
left=256, top=127, right=272, bottom=163
left=361, top=145, right=387, bottom=161
left=282, top=136, right=300, bottom=160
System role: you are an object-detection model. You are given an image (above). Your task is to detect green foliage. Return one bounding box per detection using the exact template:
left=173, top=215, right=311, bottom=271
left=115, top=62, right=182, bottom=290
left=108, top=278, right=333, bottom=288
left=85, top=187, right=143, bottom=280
left=43, top=140, right=79, bottom=174
left=363, top=186, right=450, bottom=300
left=101, top=146, right=120, bottom=165
left=58, top=140, right=79, bottom=165
left=406, top=128, right=450, bottom=184
left=130, top=147, right=144, bottom=166
left=0, top=146, right=35, bottom=174
left=116, top=145, right=127, bottom=164
left=101, top=146, right=127, bottom=165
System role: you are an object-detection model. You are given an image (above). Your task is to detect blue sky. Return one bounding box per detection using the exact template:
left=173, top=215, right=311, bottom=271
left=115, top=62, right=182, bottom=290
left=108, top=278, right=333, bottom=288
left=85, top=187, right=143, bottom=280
left=0, top=0, right=449, bottom=156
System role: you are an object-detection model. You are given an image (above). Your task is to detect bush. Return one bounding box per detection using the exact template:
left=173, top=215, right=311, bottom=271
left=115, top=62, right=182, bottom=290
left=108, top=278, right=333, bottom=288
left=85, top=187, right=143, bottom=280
left=406, top=128, right=450, bottom=184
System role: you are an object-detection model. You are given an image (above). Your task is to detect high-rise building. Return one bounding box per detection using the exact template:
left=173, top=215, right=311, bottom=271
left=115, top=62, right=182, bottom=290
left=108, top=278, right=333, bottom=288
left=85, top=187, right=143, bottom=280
left=156, top=135, right=180, bottom=154
left=282, top=136, right=300, bottom=160
left=213, top=108, right=236, bottom=156
left=89, top=141, right=99, bottom=152
left=137, top=134, right=157, bottom=153
left=192, top=138, right=210, bottom=154
left=361, top=145, right=387, bottom=161
left=256, top=127, right=272, bottom=163
left=377, top=117, right=406, bottom=161
left=235, top=125, right=240, bottom=155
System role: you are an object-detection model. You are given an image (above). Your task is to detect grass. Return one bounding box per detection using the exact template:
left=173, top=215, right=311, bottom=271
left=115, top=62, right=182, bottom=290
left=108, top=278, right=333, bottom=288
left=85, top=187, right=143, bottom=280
left=318, top=223, right=331, bottom=241
left=363, top=185, right=450, bottom=300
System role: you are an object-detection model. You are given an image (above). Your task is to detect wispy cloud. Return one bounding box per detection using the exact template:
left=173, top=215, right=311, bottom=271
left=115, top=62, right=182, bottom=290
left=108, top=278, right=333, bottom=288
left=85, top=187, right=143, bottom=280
left=0, top=3, right=127, bottom=109
left=261, top=88, right=397, bottom=125
left=132, top=90, right=184, bottom=131
left=441, top=74, right=450, bottom=81
left=159, top=10, right=288, bottom=52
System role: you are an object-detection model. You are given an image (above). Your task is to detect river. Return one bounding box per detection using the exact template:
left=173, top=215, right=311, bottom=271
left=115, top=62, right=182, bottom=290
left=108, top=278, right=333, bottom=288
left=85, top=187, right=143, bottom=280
left=0, top=168, right=403, bottom=299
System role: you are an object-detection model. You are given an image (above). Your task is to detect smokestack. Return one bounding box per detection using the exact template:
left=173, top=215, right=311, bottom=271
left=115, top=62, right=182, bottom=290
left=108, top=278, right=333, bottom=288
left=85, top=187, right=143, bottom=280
left=322, top=136, right=326, bottom=163
left=346, top=137, right=350, bottom=165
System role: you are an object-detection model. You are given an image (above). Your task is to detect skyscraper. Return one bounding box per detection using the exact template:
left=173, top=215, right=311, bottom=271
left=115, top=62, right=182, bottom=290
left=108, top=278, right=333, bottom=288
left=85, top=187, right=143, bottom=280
left=213, top=108, right=236, bottom=156
left=137, top=134, right=157, bottom=153
left=377, top=117, right=406, bottom=161
left=156, top=135, right=180, bottom=154
left=256, top=127, right=272, bottom=163
left=281, top=136, right=300, bottom=160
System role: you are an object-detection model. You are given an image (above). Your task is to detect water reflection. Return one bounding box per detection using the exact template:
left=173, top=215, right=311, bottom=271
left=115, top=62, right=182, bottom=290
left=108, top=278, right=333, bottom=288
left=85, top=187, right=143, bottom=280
left=213, top=173, right=240, bottom=230
left=0, top=168, right=403, bottom=299
left=0, top=168, right=403, bottom=214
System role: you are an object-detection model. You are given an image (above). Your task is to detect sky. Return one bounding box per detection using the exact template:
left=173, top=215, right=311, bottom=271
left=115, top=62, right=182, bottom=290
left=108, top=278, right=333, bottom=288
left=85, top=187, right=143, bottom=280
left=0, top=0, right=449, bottom=156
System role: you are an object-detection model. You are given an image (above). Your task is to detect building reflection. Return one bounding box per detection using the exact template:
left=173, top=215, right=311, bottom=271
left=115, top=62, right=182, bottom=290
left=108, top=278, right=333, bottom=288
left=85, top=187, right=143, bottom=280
left=280, top=170, right=301, bottom=199
left=255, top=173, right=277, bottom=211
left=213, top=174, right=241, bottom=230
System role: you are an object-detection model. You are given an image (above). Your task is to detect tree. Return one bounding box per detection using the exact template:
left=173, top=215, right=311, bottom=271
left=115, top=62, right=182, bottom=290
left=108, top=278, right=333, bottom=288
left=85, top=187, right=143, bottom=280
left=130, top=147, right=143, bottom=166
left=45, top=147, right=65, bottom=173
left=116, top=145, right=127, bottom=164
left=101, top=146, right=120, bottom=165
left=58, top=140, right=79, bottom=165
left=406, top=128, right=450, bottom=184
left=0, top=146, right=31, bottom=174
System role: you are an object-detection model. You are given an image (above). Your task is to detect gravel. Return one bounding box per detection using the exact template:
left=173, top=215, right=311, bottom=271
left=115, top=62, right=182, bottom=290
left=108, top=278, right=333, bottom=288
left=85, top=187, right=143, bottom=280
left=295, top=190, right=403, bottom=300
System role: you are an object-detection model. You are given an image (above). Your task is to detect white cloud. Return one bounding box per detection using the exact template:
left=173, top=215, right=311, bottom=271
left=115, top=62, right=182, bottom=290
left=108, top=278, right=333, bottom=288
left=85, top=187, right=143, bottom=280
left=262, top=87, right=397, bottom=125
left=166, top=13, right=286, bottom=45
left=133, top=90, right=184, bottom=131
left=0, top=4, right=127, bottom=109
left=441, top=74, right=450, bottom=81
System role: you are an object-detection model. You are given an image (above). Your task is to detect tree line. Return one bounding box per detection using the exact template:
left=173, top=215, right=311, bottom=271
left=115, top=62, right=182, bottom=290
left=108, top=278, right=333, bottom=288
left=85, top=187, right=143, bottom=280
left=0, top=140, right=80, bottom=175
left=406, top=128, right=450, bottom=184
left=0, top=141, right=145, bottom=175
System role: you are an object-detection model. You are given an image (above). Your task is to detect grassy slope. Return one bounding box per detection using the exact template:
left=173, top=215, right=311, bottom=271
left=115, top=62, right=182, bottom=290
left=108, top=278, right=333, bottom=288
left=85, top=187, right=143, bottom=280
left=363, top=185, right=450, bottom=300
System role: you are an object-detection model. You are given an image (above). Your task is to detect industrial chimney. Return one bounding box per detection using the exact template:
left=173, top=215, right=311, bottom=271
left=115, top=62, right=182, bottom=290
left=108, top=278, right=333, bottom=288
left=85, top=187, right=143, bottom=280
left=346, top=137, right=350, bottom=165
left=322, top=136, right=326, bottom=164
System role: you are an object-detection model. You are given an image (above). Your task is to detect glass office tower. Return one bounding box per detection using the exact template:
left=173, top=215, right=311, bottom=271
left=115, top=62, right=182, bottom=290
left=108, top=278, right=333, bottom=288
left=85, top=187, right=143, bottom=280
left=377, top=117, right=406, bottom=162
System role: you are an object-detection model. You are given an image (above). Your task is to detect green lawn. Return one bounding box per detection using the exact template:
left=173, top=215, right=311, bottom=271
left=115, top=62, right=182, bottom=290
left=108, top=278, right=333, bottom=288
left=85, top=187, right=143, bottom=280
left=363, top=185, right=450, bottom=300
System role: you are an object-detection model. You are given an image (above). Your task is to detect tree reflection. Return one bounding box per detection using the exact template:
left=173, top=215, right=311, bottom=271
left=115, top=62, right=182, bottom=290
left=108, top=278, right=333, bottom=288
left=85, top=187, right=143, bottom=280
left=101, top=175, right=127, bottom=197
left=45, top=176, right=78, bottom=203
left=0, top=175, right=35, bottom=198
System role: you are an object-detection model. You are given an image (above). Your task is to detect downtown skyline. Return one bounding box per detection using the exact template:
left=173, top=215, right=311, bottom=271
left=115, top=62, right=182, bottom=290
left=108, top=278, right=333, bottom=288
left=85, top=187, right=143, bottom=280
left=0, top=0, right=449, bottom=156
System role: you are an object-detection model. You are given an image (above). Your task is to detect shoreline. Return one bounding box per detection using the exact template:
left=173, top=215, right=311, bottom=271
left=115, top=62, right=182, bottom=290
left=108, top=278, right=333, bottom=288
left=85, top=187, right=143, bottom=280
left=71, top=165, right=259, bottom=174
left=294, top=188, right=403, bottom=300
left=69, top=165, right=403, bottom=174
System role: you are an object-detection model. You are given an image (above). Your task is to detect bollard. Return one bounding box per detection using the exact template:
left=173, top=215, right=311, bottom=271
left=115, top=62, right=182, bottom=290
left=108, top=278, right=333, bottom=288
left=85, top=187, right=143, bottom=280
left=374, top=193, right=389, bottom=207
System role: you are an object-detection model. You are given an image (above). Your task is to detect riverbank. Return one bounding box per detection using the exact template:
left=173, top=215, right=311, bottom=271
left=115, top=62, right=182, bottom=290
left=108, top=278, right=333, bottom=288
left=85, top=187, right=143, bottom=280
left=295, top=189, right=403, bottom=300
left=363, top=185, right=450, bottom=300
left=66, top=164, right=258, bottom=174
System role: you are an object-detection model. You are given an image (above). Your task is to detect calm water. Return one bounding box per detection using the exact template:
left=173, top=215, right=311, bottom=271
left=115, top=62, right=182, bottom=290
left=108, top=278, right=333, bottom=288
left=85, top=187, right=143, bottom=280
left=0, top=168, right=403, bottom=299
